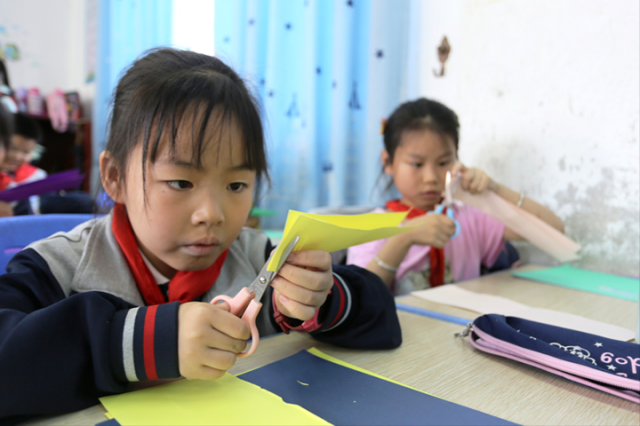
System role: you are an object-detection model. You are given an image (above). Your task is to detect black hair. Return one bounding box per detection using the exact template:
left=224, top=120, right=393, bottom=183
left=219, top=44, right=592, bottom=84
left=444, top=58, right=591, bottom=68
left=0, top=60, right=9, bottom=87
left=13, top=112, right=43, bottom=143
left=105, top=48, right=268, bottom=194
left=0, top=103, right=12, bottom=151
left=376, top=98, right=459, bottom=194
left=382, top=97, right=460, bottom=165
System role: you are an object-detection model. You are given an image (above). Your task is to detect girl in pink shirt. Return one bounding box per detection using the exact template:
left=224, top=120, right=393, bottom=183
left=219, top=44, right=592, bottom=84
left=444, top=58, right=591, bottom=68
left=346, top=98, right=564, bottom=295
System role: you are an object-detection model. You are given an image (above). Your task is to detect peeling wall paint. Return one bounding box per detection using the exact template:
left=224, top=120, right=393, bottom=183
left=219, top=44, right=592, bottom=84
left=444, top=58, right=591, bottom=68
left=416, top=0, right=639, bottom=276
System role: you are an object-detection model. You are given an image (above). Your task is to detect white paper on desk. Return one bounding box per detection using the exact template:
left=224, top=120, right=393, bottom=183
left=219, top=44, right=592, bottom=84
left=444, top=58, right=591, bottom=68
left=454, top=188, right=581, bottom=262
left=413, top=285, right=636, bottom=341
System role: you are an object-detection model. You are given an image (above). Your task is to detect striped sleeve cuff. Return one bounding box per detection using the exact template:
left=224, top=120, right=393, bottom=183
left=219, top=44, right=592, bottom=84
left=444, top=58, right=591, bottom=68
left=110, top=302, right=181, bottom=382
left=317, top=273, right=352, bottom=333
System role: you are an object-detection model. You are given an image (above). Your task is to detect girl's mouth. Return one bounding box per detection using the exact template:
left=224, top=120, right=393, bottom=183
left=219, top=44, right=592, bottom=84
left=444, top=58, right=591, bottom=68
left=420, top=191, right=441, bottom=199
left=182, top=243, right=219, bottom=256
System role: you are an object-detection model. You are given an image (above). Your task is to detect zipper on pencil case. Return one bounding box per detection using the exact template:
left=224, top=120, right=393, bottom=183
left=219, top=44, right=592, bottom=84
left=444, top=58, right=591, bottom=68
left=459, top=324, right=640, bottom=392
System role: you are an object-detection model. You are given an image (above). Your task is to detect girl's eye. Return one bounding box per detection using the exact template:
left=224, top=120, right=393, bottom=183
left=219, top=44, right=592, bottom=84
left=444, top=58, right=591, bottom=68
left=439, top=160, right=453, bottom=167
left=228, top=182, right=247, bottom=193
left=167, top=180, right=193, bottom=190
left=411, top=163, right=422, bottom=168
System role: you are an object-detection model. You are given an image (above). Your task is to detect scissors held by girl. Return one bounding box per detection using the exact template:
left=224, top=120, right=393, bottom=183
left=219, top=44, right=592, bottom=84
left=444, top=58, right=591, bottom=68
left=429, top=171, right=461, bottom=239
left=211, top=236, right=300, bottom=357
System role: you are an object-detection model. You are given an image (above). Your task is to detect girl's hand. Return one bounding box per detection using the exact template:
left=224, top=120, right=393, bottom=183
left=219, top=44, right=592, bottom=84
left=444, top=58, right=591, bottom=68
left=0, top=201, right=13, bottom=217
left=403, top=214, right=456, bottom=248
left=451, top=162, right=497, bottom=194
left=271, top=251, right=333, bottom=322
left=177, top=302, right=250, bottom=380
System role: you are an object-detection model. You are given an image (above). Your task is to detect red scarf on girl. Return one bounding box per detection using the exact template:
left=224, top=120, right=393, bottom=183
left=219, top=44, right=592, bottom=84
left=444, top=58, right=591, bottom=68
left=385, top=199, right=446, bottom=287
left=111, top=203, right=228, bottom=305
left=0, top=172, right=12, bottom=191
left=13, top=164, right=40, bottom=183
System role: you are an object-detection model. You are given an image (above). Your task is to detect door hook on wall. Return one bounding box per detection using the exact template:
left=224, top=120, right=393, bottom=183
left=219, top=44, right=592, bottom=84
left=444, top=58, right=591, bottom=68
left=433, top=36, right=450, bottom=77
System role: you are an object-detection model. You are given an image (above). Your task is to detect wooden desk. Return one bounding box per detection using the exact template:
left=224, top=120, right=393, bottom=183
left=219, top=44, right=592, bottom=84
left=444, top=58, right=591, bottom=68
left=397, top=265, right=639, bottom=331
left=25, top=267, right=640, bottom=426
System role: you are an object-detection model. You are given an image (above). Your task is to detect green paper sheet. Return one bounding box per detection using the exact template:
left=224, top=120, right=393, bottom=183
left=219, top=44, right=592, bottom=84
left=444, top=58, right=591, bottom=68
left=99, top=373, right=329, bottom=426
left=513, top=265, right=640, bottom=301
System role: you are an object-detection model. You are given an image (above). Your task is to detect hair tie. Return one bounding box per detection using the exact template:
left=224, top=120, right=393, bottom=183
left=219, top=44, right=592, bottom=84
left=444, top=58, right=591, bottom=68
left=380, top=117, right=387, bottom=135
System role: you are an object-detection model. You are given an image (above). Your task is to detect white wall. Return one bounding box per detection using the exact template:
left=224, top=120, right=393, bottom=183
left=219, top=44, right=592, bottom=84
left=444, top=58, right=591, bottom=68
left=415, top=0, right=640, bottom=276
left=0, top=0, right=94, bottom=115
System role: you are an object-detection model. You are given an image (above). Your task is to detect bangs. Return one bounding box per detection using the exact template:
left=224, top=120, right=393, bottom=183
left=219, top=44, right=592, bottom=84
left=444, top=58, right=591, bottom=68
left=139, top=70, right=267, bottom=180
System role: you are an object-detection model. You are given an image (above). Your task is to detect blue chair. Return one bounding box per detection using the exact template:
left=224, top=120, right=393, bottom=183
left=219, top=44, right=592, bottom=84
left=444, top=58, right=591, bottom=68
left=0, top=214, right=96, bottom=273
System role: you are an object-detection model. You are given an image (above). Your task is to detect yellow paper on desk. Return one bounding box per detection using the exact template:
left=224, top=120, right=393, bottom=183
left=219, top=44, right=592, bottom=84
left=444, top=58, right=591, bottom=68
left=99, top=373, right=329, bottom=426
left=268, top=210, right=411, bottom=272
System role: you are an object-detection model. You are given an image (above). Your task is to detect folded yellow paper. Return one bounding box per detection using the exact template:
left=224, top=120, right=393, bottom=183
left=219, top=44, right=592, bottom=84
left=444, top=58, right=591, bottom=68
left=99, top=373, right=329, bottom=426
left=268, top=210, right=411, bottom=272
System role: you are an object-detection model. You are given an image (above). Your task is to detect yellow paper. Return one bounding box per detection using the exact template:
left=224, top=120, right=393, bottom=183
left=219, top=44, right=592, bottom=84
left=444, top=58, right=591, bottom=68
left=100, top=373, right=329, bottom=426
left=268, top=210, right=411, bottom=271
left=305, top=348, right=434, bottom=396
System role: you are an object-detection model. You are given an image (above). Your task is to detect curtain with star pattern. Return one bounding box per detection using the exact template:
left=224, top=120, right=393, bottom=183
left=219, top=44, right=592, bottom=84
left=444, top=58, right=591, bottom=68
left=214, top=0, right=416, bottom=228
left=92, top=0, right=173, bottom=190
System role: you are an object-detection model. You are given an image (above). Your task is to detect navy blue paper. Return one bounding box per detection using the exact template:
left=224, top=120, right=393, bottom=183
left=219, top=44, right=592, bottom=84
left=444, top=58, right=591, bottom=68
left=239, top=350, right=517, bottom=426
left=95, top=419, right=121, bottom=426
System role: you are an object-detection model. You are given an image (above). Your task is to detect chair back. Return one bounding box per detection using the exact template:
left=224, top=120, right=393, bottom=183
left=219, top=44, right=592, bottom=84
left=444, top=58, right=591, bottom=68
left=0, top=214, right=95, bottom=273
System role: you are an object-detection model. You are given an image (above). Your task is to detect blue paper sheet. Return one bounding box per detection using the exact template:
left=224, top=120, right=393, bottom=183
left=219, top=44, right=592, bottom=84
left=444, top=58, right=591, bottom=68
left=239, top=350, right=517, bottom=426
left=96, top=419, right=120, bottom=426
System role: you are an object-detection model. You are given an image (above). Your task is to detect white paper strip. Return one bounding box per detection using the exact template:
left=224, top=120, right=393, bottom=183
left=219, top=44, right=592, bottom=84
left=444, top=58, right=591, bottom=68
left=454, top=189, right=581, bottom=262
left=413, top=285, right=636, bottom=342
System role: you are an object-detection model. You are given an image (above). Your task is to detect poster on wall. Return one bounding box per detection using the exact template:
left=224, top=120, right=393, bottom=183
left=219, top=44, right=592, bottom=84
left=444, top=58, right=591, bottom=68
left=0, top=25, right=22, bottom=62
left=85, top=0, right=98, bottom=83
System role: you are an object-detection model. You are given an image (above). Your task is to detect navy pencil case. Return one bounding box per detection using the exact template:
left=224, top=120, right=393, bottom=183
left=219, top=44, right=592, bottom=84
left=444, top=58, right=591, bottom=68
left=459, top=314, right=640, bottom=403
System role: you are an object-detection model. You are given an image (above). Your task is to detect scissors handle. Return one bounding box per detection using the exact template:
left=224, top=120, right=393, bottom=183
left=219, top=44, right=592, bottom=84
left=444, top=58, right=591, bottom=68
left=211, top=289, right=262, bottom=358
left=445, top=208, right=461, bottom=239
left=429, top=205, right=461, bottom=239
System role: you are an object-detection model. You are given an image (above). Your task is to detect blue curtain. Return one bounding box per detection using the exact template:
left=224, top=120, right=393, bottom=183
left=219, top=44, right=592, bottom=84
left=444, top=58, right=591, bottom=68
left=92, top=0, right=173, bottom=191
left=215, top=0, right=414, bottom=228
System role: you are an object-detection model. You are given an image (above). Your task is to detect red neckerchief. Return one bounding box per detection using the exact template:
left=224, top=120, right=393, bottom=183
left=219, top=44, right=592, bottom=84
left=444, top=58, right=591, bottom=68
left=385, top=199, right=446, bottom=287
left=13, top=164, right=39, bottom=183
left=111, top=203, right=228, bottom=305
left=0, top=172, right=11, bottom=191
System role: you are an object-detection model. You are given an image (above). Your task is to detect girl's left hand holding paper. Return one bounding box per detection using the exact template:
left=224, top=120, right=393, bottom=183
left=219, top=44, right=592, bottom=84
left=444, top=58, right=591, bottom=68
left=270, top=250, right=334, bottom=321
left=452, top=162, right=498, bottom=195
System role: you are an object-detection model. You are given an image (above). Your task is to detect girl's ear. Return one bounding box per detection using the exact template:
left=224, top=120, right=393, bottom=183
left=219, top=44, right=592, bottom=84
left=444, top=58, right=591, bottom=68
left=99, top=151, right=125, bottom=203
left=381, top=149, right=393, bottom=176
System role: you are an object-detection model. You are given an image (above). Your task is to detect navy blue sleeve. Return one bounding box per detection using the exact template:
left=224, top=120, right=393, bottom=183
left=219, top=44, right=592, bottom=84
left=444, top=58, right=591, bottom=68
left=11, top=199, right=33, bottom=216
left=0, top=249, right=180, bottom=424
left=310, top=264, right=402, bottom=349
left=263, top=239, right=401, bottom=350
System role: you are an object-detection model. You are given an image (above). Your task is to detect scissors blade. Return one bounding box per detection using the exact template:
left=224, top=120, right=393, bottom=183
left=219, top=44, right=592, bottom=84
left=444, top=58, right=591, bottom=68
left=444, top=171, right=453, bottom=206
left=247, top=235, right=300, bottom=301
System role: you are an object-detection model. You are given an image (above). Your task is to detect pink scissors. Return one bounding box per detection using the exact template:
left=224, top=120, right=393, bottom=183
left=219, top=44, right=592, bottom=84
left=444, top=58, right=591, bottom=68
left=210, top=235, right=300, bottom=358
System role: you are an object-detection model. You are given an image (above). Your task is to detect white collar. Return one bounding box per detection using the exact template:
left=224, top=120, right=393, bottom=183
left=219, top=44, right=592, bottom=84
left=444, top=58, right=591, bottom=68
left=139, top=250, right=171, bottom=285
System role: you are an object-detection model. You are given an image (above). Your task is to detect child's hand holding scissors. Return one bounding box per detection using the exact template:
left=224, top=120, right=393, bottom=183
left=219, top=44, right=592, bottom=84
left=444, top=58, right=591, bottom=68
left=451, top=162, right=498, bottom=195
left=177, top=301, right=251, bottom=380
left=270, top=250, right=334, bottom=322
left=403, top=214, right=457, bottom=248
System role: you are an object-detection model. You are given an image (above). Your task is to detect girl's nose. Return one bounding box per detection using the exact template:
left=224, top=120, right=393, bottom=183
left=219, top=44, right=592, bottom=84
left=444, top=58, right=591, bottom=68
left=422, top=164, right=438, bottom=183
left=191, top=192, right=224, bottom=227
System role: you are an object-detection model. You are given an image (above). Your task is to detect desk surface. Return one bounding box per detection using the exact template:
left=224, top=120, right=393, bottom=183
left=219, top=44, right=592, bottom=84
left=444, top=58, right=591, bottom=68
left=24, top=266, right=640, bottom=426
left=398, top=264, right=639, bottom=331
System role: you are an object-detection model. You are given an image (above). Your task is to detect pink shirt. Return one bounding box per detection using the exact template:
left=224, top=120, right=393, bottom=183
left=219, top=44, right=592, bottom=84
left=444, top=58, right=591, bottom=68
left=346, top=205, right=505, bottom=292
